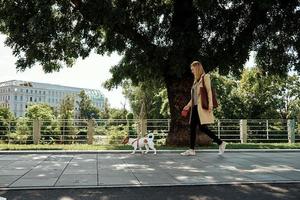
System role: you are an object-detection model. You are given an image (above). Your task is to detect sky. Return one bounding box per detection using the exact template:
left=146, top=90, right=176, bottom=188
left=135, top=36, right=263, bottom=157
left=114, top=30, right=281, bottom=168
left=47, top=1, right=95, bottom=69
left=0, top=34, right=127, bottom=109
left=0, top=34, right=255, bottom=110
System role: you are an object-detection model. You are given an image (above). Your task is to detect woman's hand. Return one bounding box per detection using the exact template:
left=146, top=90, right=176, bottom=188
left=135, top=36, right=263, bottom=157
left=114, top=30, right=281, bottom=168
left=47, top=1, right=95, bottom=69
left=208, top=107, right=212, bottom=113
left=183, top=105, right=190, bottom=111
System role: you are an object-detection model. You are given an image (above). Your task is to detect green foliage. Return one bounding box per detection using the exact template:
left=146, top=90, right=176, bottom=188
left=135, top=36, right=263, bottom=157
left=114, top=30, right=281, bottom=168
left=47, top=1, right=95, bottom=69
left=58, top=95, right=78, bottom=144
left=122, top=80, right=170, bottom=119
left=0, top=107, right=15, bottom=136
left=107, top=125, right=128, bottom=145
left=25, top=104, right=55, bottom=120
left=25, top=104, right=59, bottom=143
left=59, top=95, right=75, bottom=120
left=99, top=98, right=110, bottom=119
left=0, top=107, right=15, bottom=120
left=1, top=0, right=299, bottom=79
left=7, top=117, right=31, bottom=144
left=109, top=108, right=128, bottom=119
left=212, top=68, right=300, bottom=119
left=211, top=72, right=245, bottom=119
left=78, top=90, right=100, bottom=119
left=126, top=112, right=134, bottom=120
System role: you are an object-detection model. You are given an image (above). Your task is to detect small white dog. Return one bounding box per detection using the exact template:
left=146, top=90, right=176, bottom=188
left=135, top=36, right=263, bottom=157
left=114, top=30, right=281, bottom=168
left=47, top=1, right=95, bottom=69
left=122, top=133, right=157, bottom=154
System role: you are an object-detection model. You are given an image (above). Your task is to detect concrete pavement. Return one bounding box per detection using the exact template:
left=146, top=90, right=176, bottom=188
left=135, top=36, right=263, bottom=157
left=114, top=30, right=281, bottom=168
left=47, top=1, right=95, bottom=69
left=0, top=150, right=300, bottom=190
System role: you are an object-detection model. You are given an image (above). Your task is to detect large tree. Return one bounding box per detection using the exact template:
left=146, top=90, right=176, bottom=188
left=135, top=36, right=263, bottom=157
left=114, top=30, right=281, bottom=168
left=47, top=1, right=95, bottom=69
left=0, top=0, right=299, bottom=145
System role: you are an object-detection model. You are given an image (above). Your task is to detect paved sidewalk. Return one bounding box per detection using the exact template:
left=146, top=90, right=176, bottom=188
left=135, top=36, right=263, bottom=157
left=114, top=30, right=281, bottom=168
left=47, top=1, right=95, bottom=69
left=0, top=151, right=300, bottom=189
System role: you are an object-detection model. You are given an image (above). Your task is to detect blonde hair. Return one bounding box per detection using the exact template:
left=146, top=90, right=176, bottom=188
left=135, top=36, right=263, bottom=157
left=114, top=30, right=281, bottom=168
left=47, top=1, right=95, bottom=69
left=191, top=61, right=205, bottom=81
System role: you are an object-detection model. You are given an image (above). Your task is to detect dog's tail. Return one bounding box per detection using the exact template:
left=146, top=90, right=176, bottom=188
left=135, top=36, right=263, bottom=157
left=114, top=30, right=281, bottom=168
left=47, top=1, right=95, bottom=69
left=147, top=133, right=155, bottom=141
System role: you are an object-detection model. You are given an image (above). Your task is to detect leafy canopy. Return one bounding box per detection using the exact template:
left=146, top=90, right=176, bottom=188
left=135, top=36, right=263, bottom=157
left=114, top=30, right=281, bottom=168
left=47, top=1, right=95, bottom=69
left=0, top=0, right=299, bottom=87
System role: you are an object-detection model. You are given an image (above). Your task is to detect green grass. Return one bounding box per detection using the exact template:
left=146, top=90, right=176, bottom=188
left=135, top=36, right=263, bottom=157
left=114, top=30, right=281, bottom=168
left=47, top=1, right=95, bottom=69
left=0, top=143, right=300, bottom=151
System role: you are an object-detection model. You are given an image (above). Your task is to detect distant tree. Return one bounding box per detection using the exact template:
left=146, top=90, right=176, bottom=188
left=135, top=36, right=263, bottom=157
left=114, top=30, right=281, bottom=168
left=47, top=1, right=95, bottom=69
left=273, top=74, right=300, bottom=119
left=25, top=103, right=58, bottom=143
left=8, top=117, right=31, bottom=144
left=78, top=90, right=100, bottom=119
left=210, top=72, right=247, bottom=119
left=109, top=108, right=128, bottom=120
left=122, top=80, right=169, bottom=119
left=212, top=68, right=300, bottom=119
left=0, top=107, right=15, bottom=137
left=58, top=95, right=77, bottom=143
left=59, top=95, right=75, bottom=120
left=99, top=98, right=110, bottom=119
left=25, top=103, right=55, bottom=120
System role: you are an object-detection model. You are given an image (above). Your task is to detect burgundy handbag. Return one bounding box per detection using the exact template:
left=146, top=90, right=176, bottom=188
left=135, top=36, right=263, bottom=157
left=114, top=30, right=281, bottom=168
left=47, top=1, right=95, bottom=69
left=200, top=75, right=218, bottom=110
left=181, top=109, right=190, bottom=118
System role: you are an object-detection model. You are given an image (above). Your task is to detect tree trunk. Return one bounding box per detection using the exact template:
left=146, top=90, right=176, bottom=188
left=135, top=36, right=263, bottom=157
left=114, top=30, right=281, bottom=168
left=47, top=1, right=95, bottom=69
left=165, top=75, right=212, bottom=146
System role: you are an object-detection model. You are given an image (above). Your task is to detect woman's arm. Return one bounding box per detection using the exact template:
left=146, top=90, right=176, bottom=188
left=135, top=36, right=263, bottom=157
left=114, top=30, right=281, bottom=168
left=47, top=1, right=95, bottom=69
left=204, top=74, right=213, bottom=110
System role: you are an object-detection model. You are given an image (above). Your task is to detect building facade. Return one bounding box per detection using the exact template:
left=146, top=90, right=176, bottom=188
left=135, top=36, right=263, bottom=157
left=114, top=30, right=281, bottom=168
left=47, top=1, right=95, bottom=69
left=0, top=80, right=105, bottom=117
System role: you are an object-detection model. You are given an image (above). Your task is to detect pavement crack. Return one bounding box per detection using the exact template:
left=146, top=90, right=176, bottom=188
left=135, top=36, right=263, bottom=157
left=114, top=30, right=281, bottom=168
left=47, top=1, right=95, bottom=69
left=53, top=154, right=74, bottom=187
left=7, top=154, right=51, bottom=187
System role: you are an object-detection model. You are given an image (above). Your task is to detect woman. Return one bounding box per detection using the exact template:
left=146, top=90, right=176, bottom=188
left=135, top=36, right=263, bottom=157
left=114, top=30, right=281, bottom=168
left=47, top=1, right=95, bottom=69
left=181, top=61, right=226, bottom=156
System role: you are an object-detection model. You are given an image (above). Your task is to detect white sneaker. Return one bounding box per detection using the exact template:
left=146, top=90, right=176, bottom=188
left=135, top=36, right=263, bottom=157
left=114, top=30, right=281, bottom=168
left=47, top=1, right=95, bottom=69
left=218, top=142, right=227, bottom=155
left=180, top=149, right=196, bottom=156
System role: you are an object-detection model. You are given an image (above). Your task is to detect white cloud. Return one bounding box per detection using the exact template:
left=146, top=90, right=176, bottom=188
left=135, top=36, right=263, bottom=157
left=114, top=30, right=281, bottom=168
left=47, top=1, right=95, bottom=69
left=0, top=34, right=128, bottom=109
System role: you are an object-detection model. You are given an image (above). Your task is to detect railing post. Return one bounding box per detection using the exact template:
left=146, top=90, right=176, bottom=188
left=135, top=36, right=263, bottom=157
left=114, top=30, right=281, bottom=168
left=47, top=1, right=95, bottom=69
left=266, top=119, right=269, bottom=140
left=240, top=119, right=247, bottom=143
left=217, top=120, right=221, bottom=139
left=33, top=119, right=41, bottom=145
left=287, top=119, right=295, bottom=144
left=87, top=119, right=95, bottom=145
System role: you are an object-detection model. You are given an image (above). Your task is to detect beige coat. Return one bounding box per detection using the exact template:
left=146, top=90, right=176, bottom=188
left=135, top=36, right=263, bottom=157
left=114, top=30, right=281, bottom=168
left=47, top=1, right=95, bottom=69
left=187, top=74, right=215, bottom=125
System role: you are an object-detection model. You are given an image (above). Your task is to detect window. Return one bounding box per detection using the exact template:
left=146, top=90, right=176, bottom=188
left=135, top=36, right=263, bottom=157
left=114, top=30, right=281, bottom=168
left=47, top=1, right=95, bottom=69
left=20, top=96, right=23, bottom=101
left=30, top=97, right=33, bottom=102
left=14, top=96, right=17, bottom=101
left=26, top=89, right=28, bottom=93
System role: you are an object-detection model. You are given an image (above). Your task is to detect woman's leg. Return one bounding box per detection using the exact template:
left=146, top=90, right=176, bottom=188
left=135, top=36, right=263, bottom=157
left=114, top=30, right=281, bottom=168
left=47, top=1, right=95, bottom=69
left=199, top=124, right=223, bottom=145
left=190, top=105, right=200, bottom=149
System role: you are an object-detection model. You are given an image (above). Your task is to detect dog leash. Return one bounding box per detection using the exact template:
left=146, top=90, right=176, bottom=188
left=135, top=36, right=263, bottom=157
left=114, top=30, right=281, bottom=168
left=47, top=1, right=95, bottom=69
left=131, top=138, right=140, bottom=148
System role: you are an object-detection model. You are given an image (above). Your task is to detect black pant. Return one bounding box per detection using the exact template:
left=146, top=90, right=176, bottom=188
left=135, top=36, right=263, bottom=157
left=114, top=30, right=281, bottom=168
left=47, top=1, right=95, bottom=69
left=190, top=105, right=222, bottom=149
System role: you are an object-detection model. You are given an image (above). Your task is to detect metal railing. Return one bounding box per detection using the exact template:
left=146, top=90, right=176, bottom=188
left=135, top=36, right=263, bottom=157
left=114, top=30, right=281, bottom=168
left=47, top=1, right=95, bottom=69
left=0, top=119, right=299, bottom=145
